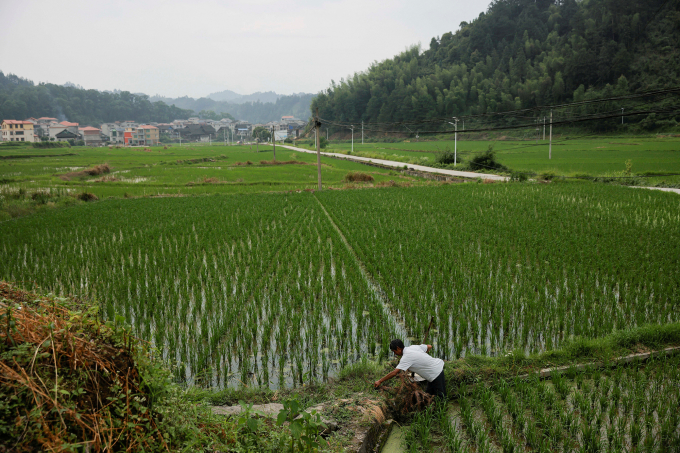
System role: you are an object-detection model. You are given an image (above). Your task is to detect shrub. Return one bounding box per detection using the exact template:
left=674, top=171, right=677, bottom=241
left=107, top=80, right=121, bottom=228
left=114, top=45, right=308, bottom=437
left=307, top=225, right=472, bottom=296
left=31, top=141, right=71, bottom=149
left=435, top=146, right=461, bottom=165
left=77, top=192, right=99, bottom=202
left=510, top=171, right=529, bottom=182
left=344, top=172, right=374, bottom=182
left=31, top=191, right=52, bottom=204
left=319, top=137, right=328, bottom=149
left=469, top=146, right=507, bottom=172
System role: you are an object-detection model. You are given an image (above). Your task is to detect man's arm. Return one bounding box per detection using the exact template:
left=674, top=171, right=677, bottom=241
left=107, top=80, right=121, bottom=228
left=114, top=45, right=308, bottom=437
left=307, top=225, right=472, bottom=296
left=374, top=368, right=403, bottom=388
left=427, top=344, right=432, bottom=353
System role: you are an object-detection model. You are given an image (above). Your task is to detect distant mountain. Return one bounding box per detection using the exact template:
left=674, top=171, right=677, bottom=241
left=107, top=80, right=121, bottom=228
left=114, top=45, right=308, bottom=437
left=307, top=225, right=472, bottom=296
left=206, top=89, right=242, bottom=102
left=149, top=92, right=315, bottom=123
left=206, top=90, right=312, bottom=105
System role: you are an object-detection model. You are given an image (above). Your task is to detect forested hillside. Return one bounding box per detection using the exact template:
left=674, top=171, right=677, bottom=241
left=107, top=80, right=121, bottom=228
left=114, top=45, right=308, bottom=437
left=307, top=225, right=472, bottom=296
left=0, top=72, right=193, bottom=125
left=312, top=0, right=680, bottom=132
left=150, top=93, right=315, bottom=123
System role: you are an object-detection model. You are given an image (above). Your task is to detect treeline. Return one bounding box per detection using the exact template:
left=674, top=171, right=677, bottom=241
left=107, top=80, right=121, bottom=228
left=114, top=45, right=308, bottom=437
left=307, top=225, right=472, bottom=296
left=312, top=0, right=680, bottom=132
left=0, top=72, right=194, bottom=125
left=151, top=93, right=315, bottom=123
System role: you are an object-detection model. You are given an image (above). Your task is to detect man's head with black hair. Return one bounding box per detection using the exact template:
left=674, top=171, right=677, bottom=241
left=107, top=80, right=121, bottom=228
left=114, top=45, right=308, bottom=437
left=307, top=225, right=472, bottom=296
left=389, top=339, right=405, bottom=356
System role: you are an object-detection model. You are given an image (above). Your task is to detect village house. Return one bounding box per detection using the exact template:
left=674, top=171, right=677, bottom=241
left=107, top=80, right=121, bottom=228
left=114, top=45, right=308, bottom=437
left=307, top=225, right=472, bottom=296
left=1, top=120, right=36, bottom=142
left=55, top=130, right=80, bottom=142
left=124, top=125, right=159, bottom=146
left=177, top=123, right=216, bottom=142
left=49, top=121, right=79, bottom=139
left=79, top=127, right=104, bottom=146
left=34, top=117, right=57, bottom=137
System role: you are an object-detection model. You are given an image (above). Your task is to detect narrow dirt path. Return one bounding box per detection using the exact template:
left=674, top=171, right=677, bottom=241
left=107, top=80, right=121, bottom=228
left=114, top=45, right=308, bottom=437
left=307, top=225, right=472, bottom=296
left=281, top=145, right=509, bottom=181
left=312, top=193, right=409, bottom=340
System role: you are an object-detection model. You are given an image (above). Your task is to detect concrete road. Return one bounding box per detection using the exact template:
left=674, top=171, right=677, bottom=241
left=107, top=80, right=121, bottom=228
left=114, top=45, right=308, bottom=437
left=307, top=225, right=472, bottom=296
left=632, top=187, right=680, bottom=195
left=280, top=145, right=509, bottom=181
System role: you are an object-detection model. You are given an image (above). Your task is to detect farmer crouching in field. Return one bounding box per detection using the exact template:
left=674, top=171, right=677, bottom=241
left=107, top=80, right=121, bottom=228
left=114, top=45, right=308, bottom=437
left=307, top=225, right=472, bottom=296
left=373, top=339, right=446, bottom=400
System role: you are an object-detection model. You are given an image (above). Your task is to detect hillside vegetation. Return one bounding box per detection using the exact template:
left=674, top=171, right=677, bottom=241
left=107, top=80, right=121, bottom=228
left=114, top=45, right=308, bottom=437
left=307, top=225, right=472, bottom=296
left=0, top=72, right=194, bottom=125
left=312, top=0, right=680, bottom=132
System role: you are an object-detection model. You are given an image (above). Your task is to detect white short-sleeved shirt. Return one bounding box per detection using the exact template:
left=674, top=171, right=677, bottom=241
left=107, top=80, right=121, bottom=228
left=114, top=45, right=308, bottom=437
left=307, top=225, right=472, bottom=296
left=395, top=344, right=444, bottom=382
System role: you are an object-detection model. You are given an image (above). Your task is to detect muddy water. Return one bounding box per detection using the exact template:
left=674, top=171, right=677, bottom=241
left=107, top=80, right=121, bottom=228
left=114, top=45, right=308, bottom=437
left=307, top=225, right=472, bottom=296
left=381, top=424, right=406, bottom=453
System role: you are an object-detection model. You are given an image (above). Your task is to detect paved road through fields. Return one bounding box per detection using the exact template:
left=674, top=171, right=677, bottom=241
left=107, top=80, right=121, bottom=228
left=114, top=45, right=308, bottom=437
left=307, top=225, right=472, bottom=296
left=280, top=145, right=680, bottom=193
left=280, top=145, right=509, bottom=181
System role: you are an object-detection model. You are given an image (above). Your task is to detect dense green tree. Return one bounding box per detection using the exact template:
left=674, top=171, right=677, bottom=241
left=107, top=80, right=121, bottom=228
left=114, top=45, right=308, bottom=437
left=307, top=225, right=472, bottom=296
left=0, top=72, right=193, bottom=125
left=252, top=126, right=271, bottom=142
left=311, top=0, right=680, bottom=133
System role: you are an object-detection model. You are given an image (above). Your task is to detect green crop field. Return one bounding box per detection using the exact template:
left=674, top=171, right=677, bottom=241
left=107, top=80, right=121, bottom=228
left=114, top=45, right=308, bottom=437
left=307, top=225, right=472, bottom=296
left=318, top=136, right=680, bottom=184
left=2, top=183, right=679, bottom=390
left=0, top=143, right=412, bottom=200
left=405, top=354, right=680, bottom=452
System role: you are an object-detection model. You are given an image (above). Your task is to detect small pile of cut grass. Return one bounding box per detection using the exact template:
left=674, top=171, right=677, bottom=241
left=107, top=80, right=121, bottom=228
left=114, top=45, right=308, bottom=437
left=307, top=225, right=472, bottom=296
left=344, top=171, right=374, bottom=182
left=60, top=164, right=110, bottom=181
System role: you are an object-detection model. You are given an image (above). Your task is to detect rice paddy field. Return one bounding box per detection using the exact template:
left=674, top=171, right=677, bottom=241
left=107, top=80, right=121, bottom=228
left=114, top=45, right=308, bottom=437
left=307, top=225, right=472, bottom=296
left=318, top=136, right=680, bottom=185
left=404, top=354, right=680, bottom=452
left=1, top=182, right=679, bottom=392
left=0, top=143, right=409, bottom=200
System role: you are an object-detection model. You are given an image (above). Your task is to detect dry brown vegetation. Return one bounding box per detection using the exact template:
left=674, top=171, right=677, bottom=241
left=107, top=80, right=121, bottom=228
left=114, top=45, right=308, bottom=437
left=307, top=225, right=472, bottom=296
left=344, top=171, right=375, bottom=182
left=377, top=373, right=433, bottom=415
left=59, top=164, right=111, bottom=181
left=0, top=282, right=160, bottom=452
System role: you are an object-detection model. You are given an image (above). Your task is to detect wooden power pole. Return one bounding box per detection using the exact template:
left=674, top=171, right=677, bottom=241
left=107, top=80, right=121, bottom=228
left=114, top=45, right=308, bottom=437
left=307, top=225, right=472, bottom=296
left=316, top=108, right=322, bottom=190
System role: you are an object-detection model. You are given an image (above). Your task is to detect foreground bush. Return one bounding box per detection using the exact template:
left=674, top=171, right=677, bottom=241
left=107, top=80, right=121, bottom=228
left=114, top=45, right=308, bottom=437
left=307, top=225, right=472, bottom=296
left=0, top=283, right=332, bottom=452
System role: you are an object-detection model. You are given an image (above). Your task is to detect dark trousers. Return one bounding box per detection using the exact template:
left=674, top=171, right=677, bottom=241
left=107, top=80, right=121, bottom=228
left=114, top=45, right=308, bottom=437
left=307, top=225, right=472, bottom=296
left=426, top=370, right=447, bottom=400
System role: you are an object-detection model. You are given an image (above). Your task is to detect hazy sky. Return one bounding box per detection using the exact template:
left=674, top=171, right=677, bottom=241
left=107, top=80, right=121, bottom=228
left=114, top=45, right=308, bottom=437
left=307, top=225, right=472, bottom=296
left=0, top=0, right=492, bottom=98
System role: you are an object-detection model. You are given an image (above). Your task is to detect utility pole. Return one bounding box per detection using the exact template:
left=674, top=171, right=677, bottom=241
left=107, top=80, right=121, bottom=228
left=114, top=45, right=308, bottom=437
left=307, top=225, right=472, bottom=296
left=362, top=121, right=364, bottom=144
left=351, top=125, right=354, bottom=153
left=454, top=119, right=457, bottom=166
left=543, top=117, right=546, bottom=141
left=315, top=108, right=322, bottom=190
left=549, top=110, right=553, bottom=160
left=622, top=108, right=624, bottom=125
left=272, top=126, right=276, bottom=161
left=447, top=118, right=458, bottom=166
left=179, top=131, right=182, bottom=146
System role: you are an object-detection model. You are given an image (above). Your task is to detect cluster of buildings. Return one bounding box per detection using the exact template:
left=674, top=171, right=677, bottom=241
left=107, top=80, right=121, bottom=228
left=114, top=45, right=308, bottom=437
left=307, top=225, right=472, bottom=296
left=1, top=115, right=307, bottom=145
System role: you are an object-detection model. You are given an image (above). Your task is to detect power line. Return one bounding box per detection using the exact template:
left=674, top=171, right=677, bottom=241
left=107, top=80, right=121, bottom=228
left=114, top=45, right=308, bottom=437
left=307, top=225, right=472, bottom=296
left=320, top=86, right=680, bottom=129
